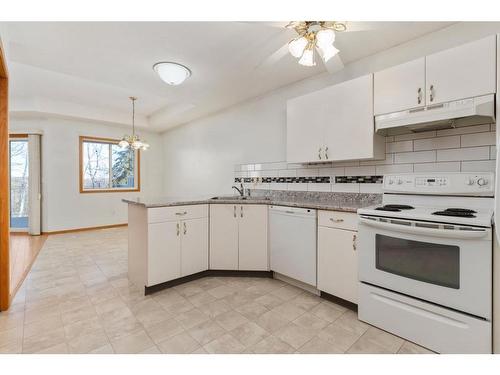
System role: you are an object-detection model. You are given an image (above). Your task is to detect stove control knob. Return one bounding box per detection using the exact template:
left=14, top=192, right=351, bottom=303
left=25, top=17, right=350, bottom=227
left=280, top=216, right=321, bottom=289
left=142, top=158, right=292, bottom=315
left=465, top=178, right=475, bottom=186
left=477, top=178, right=488, bottom=186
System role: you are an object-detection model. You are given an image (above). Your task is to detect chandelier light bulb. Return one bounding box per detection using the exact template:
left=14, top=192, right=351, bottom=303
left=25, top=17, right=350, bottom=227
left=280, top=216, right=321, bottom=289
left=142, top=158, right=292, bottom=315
left=119, top=139, right=129, bottom=148
left=298, top=47, right=315, bottom=67
left=315, top=28, right=335, bottom=50
left=288, top=36, right=308, bottom=58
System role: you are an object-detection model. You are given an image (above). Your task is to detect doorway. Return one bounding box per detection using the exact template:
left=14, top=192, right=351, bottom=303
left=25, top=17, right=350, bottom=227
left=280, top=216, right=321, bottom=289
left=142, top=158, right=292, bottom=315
left=9, top=136, right=29, bottom=230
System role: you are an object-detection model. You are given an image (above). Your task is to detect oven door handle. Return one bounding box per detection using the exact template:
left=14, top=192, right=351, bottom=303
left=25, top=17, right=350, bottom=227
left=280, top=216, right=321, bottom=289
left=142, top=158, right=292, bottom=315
left=358, top=217, right=489, bottom=239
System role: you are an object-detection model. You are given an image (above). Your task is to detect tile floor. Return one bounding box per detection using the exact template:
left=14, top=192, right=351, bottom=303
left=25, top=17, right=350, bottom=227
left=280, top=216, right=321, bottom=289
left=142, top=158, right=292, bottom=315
left=0, top=227, right=434, bottom=354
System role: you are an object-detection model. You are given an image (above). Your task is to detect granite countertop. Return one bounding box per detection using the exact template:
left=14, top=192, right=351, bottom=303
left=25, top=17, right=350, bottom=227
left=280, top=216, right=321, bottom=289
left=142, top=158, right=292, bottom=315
left=123, top=192, right=381, bottom=213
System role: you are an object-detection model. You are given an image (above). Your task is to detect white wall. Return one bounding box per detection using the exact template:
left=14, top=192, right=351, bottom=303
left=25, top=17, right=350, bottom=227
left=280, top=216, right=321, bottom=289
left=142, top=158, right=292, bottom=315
left=9, top=117, right=163, bottom=232
left=162, top=22, right=500, bottom=197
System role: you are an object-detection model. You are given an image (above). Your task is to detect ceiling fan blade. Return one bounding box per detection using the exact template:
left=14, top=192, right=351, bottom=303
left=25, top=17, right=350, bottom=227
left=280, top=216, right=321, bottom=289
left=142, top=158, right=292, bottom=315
left=257, top=43, right=290, bottom=69
left=322, top=53, right=344, bottom=74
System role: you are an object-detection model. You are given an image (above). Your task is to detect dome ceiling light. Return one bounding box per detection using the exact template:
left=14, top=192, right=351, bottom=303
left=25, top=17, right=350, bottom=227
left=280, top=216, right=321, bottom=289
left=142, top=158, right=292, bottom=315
left=153, top=62, right=192, bottom=85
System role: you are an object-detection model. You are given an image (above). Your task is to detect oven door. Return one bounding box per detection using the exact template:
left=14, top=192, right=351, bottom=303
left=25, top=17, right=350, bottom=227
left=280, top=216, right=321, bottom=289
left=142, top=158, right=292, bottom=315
left=358, top=215, right=492, bottom=319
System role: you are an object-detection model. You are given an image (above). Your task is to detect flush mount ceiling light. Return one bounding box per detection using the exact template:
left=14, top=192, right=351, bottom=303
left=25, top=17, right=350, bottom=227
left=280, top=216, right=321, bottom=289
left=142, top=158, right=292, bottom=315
left=287, top=21, right=345, bottom=67
left=119, top=97, right=150, bottom=151
left=153, top=62, right=191, bottom=85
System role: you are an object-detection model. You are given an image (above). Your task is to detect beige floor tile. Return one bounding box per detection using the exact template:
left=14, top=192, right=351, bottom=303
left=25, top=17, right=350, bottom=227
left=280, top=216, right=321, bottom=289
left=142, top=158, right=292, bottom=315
left=317, top=322, right=363, bottom=351
left=188, top=320, right=227, bottom=345
left=192, top=347, right=208, bottom=354
left=214, top=310, right=249, bottom=331
left=310, top=302, right=345, bottom=323
left=197, top=299, right=232, bottom=318
left=293, top=312, right=329, bottom=333
left=298, top=336, right=344, bottom=354
left=289, top=292, right=322, bottom=311
left=347, top=336, right=392, bottom=354
left=175, top=308, right=210, bottom=330
left=271, top=301, right=307, bottom=321
left=88, top=288, right=119, bottom=305
left=24, top=304, right=60, bottom=325
left=251, top=335, right=295, bottom=354
left=130, top=299, right=172, bottom=328
left=145, top=318, right=184, bottom=344
left=254, top=294, right=284, bottom=310
left=174, top=283, right=205, bottom=298
left=187, top=291, right=217, bottom=307
left=255, top=310, right=290, bottom=333
left=138, top=345, right=162, bottom=354
left=274, top=322, right=316, bottom=349
left=64, top=315, right=103, bottom=341
left=163, top=299, right=195, bottom=315
left=207, top=285, right=235, bottom=299
left=99, top=306, right=135, bottom=326
left=58, top=295, right=93, bottom=313
left=229, top=321, right=269, bottom=347
left=36, top=342, right=69, bottom=354
left=111, top=330, right=154, bottom=354
left=24, top=314, right=63, bottom=339
left=157, top=332, right=200, bottom=354
left=195, top=277, right=225, bottom=291
left=22, top=327, right=67, bottom=354
left=203, top=333, right=246, bottom=354
left=271, top=285, right=304, bottom=301
left=102, top=316, right=143, bottom=341
left=398, top=341, right=435, bottom=354
left=67, top=329, right=110, bottom=354
left=361, top=327, right=404, bottom=353
left=94, top=297, right=127, bottom=315
left=334, top=310, right=369, bottom=336
left=89, top=343, right=115, bottom=354
left=61, top=305, right=98, bottom=325
left=235, top=301, right=269, bottom=321
left=0, top=327, right=23, bottom=353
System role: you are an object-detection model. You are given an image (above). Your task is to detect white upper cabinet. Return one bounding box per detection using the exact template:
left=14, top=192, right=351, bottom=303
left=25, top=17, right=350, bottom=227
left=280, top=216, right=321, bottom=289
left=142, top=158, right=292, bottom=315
left=287, top=74, right=384, bottom=163
left=323, top=74, right=384, bottom=161
left=374, top=58, right=426, bottom=115
left=287, top=91, right=324, bottom=163
left=425, top=35, right=497, bottom=105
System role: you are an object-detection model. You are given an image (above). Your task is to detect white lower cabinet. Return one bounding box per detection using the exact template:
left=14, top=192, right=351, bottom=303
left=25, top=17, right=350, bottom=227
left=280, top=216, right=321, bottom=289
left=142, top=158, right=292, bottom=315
left=146, top=205, right=209, bottom=287
left=210, top=204, right=269, bottom=271
left=317, top=211, right=358, bottom=303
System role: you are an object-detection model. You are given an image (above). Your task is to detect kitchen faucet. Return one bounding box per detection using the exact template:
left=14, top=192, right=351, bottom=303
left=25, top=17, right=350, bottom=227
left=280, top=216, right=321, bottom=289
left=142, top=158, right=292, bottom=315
left=232, top=182, right=244, bottom=197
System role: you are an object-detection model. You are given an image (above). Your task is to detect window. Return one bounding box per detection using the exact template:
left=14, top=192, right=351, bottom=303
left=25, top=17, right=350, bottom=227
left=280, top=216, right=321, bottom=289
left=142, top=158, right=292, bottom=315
left=79, top=136, right=140, bottom=193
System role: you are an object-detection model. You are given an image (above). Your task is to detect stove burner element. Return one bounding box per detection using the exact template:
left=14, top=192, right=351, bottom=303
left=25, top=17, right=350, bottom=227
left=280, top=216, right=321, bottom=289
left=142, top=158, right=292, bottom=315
left=432, top=208, right=476, bottom=218
left=375, top=204, right=415, bottom=212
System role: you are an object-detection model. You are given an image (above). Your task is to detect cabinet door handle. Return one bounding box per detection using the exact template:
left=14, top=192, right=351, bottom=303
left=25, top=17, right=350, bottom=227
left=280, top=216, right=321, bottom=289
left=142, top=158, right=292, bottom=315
left=330, top=218, right=344, bottom=223
left=176, top=223, right=180, bottom=236
left=417, top=87, right=422, bottom=104
left=234, top=205, right=236, bottom=218
left=324, top=146, right=329, bottom=160
left=240, top=205, right=243, bottom=218
left=429, top=84, right=434, bottom=102
left=352, top=234, right=357, bottom=251
left=183, top=222, right=187, bottom=235
left=318, top=147, right=322, bottom=160
left=175, top=211, right=187, bottom=216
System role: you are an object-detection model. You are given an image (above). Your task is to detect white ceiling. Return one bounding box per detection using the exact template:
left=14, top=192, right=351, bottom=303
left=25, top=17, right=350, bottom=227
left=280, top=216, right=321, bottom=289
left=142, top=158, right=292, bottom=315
left=1, top=21, right=453, bottom=132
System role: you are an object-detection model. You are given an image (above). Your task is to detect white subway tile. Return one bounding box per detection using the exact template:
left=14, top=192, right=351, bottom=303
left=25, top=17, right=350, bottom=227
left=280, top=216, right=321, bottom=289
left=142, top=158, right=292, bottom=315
left=385, top=136, right=395, bottom=143
left=287, top=183, right=307, bottom=192
left=234, top=164, right=242, bottom=172
left=393, top=131, right=436, bottom=141
left=461, top=160, right=496, bottom=172
left=437, top=146, right=490, bottom=162
left=307, top=183, right=332, bottom=192
left=248, top=171, right=261, bottom=177
left=332, top=183, right=360, bottom=193
left=394, top=150, right=436, bottom=164
left=413, top=162, right=461, bottom=172
left=320, top=167, right=345, bottom=177
left=376, top=164, right=413, bottom=174
left=234, top=171, right=248, bottom=178
left=262, top=162, right=287, bottom=170
left=386, top=140, right=413, bottom=153
left=287, top=163, right=303, bottom=169
left=296, top=168, right=319, bottom=177
left=344, top=166, right=376, bottom=176
left=491, top=123, right=496, bottom=131
left=278, top=169, right=296, bottom=177
left=490, top=145, right=497, bottom=159
left=460, top=132, right=495, bottom=147
left=360, top=154, right=394, bottom=166
left=436, top=124, right=490, bottom=136
left=359, top=184, right=383, bottom=194
left=413, top=135, right=460, bottom=151
left=269, top=183, right=283, bottom=191
left=241, top=164, right=255, bottom=171
left=261, top=170, right=274, bottom=177
left=253, top=183, right=270, bottom=190
left=331, top=160, right=360, bottom=167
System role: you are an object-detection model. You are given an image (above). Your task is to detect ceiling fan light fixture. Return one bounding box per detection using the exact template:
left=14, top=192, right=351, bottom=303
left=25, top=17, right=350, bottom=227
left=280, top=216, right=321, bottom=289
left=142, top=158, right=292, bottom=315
left=315, top=28, right=335, bottom=49
left=298, top=47, right=315, bottom=67
left=288, top=36, right=308, bottom=58
left=153, top=62, right=191, bottom=86
left=319, top=44, right=339, bottom=63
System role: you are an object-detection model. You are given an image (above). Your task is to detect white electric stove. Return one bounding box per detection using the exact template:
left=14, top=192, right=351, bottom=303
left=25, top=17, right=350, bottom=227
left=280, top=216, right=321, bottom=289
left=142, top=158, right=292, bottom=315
left=357, top=172, right=494, bottom=354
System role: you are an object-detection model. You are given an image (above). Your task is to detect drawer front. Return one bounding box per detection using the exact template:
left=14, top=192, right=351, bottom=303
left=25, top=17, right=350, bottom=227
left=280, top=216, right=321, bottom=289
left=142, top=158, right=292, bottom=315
left=318, top=210, right=358, bottom=231
left=148, top=204, right=208, bottom=223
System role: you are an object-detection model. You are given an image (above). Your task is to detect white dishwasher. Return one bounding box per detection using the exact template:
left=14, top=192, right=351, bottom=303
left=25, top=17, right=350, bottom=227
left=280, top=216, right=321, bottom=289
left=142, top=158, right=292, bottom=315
left=269, top=205, right=317, bottom=286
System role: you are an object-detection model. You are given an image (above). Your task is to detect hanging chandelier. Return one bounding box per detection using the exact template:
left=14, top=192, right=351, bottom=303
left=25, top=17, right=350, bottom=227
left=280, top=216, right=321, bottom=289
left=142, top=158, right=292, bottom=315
left=287, top=21, right=344, bottom=67
left=119, top=97, right=149, bottom=151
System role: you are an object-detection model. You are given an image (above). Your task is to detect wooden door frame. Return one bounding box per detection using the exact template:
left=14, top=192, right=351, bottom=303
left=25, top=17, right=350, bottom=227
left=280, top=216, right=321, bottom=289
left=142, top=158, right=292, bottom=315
left=0, top=39, right=10, bottom=311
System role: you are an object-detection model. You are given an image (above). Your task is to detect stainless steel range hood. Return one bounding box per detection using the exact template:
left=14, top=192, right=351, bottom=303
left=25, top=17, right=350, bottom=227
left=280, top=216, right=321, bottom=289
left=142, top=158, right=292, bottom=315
left=375, top=94, right=495, bottom=134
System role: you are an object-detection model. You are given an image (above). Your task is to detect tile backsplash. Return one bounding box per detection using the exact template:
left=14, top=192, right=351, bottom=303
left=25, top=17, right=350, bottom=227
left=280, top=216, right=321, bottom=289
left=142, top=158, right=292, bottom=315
left=234, top=123, right=497, bottom=194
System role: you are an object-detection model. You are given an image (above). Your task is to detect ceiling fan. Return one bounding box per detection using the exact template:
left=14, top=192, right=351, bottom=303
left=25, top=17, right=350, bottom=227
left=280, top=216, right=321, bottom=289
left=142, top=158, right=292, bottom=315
left=259, top=21, right=383, bottom=74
